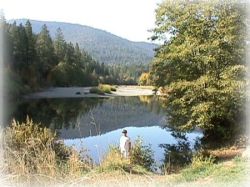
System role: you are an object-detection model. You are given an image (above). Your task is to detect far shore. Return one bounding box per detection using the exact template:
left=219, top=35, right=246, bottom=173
left=24, top=85, right=160, bottom=99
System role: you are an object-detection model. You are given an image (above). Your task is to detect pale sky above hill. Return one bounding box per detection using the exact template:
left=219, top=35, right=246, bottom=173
left=0, top=0, right=163, bottom=42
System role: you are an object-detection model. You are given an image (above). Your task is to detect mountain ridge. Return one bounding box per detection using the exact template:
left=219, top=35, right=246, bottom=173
left=10, top=19, right=157, bottom=65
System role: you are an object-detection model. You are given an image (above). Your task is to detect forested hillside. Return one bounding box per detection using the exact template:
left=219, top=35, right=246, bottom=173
left=2, top=19, right=142, bottom=98
left=11, top=19, right=157, bottom=65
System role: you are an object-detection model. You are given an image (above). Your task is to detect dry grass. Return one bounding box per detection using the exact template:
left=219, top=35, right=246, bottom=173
left=1, top=117, right=92, bottom=186
left=99, top=146, right=131, bottom=172
left=99, top=145, right=151, bottom=175
left=207, top=146, right=245, bottom=160
left=1, top=118, right=249, bottom=186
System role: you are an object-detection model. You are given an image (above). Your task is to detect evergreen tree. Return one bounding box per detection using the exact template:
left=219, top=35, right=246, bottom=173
left=54, top=27, right=66, bottom=62
left=74, top=43, right=83, bottom=67
left=24, top=20, right=36, bottom=65
left=36, top=24, right=55, bottom=85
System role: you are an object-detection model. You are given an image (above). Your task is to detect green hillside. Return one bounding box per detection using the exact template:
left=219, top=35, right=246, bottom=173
left=11, top=19, right=157, bottom=65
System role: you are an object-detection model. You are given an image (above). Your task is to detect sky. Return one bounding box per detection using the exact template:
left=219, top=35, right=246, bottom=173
left=0, top=0, right=163, bottom=42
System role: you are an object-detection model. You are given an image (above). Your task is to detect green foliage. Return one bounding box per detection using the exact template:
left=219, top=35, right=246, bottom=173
left=100, top=138, right=155, bottom=173
left=89, top=87, right=105, bottom=95
left=174, top=153, right=249, bottom=185
left=211, top=156, right=248, bottom=183
left=165, top=66, right=246, bottom=140
left=10, top=19, right=154, bottom=86
left=89, top=84, right=117, bottom=94
left=160, top=132, right=193, bottom=174
left=99, top=145, right=149, bottom=174
left=99, top=84, right=116, bottom=93
left=130, top=137, right=155, bottom=171
left=3, top=68, right=29, bottom=98
left=150, top=0, right=246, bottom=140
left=13, top=19, right=156, bottom=66
left=54, top=27, right=66, bottom=61
left=99, top=84, right=112, bottom=94
left=100, top=146, right=131, bottom=172
left=138, top=72, right=151, bottom=86
left=4, top=20, right=119, bottom=96
left=177, top=154, right=217, bottom=182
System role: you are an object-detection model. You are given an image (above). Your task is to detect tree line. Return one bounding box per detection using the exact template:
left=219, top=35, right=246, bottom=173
left=1, top=18, right=146, bottom=98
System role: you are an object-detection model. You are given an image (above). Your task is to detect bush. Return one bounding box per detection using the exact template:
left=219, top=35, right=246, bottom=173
left=138, top=72, right=151, bottom=86
left=89, top=84, right=116, bottom=95
left=89, top=87, right=105, bottom=95
left=3, top=117, right=92, bottom=180
left=130, top=137, right=155, bottom=171
left=100, top=145, right=130, bottom=172
left=98, top=84, right=116, bottom=93
left=100, top=138, right=155, bottom=173
left=99, top=84, right=111, bottom=94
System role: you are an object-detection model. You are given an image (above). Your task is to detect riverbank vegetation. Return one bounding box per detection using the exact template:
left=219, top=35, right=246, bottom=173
left=1, top=0, right=249, bottom=186
left=149, top=0, right=247, bottom=144
left=1, top=19, right=146, bottom=99
left=89, top=84, right=117, bottom=95
left=1, top=118, right=249, bottom=186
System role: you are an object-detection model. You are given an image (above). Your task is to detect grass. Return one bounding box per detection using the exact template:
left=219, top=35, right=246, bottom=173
left=99, top=140, right=154, bottom=175
left=1, top=119, right=155, bottom=185
left=1, top=118, right=249, bottom=186
left=2, top=117, right=92, bottom=184
left=212, top=156, right=248, bottom=184
left=99, top=145, right=132, bottom=173
left=172, top=152, right=250, bottom=186
left=175, top=154, right=217, bottom=182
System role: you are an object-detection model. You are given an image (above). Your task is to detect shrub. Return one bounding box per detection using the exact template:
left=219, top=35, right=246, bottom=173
left=100, top=138, right=155, bottom=173
left=99, top=84, right=111, bottom=94
left=3, top=117, right=92, bottom=180
left=98, top=84, right=117, bottom=93
left=89, top=84, right=116, bottom=94
left=100, top=145, right=130, bottom=172
left=130, top=137, right=155, bottom=171
left=138, top=72, right=151, bottom=86
left=89, top=87, right=105, bottom=95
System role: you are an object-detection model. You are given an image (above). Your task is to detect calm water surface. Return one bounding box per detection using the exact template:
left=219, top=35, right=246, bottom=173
left=8, top=96, right=203, bottom=166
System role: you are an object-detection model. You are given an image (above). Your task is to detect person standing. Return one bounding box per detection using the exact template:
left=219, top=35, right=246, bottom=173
left=120, top=129, right=131, bottom=158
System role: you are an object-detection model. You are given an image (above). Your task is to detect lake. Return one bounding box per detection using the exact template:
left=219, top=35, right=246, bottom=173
left=7, top=96, right=203, bottom=167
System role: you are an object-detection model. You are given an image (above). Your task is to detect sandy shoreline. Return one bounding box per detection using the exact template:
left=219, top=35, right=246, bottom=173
left=24, top=86, right=156, bottom=99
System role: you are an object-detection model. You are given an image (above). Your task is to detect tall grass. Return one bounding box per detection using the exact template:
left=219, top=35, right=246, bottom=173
left=2, top=117, right=92, bottom=184
left=2, top=118, right=248, bottom=186
left=99, top=146, right=131, bottom=172
left=99, top=138, right=155, bottom=174
left=173, top=153, right=249, bottom=185
left=2, top=118, right=156, bottom=185
left=178, top=154, right=216, bottom=182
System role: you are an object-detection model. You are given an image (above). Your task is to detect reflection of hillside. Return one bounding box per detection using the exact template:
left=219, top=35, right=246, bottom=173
left=9, top=96, right=167, bottom=139
left=7, top=98, right=102, bottom=129
left=58, top=97, right=167, bottom=139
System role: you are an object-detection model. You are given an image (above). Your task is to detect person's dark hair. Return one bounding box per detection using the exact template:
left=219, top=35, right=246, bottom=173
left=122, top=129, right=127, bottom=134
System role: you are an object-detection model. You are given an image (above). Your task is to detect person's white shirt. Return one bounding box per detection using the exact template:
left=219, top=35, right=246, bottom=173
left=120, top=135, right=131, bottom=158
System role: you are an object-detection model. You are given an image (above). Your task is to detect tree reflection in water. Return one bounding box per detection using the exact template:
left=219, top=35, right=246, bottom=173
left=160, top=131, right=201, bottom=174
left=6, top=98, right=103, bottom=129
